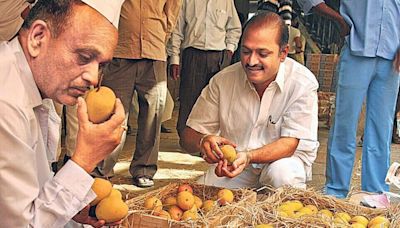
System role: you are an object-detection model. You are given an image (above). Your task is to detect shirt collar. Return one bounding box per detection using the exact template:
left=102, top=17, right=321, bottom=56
left=274, top=60, right=286, bottom=92
left=10, top=37, right=43, bottom=108
left=242, top=60, right=286, bottom=92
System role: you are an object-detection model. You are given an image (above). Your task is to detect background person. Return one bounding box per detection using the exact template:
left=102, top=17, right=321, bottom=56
left=168, top=0, right=242, bottom=136
left=0, top=0, right=36, bottom=41
left=298, top=0, right=400, bottom=198
left=96, top=0, right=182, bottom=187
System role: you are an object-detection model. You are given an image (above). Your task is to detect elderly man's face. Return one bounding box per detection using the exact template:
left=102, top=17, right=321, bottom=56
left=31, top=4, right=118, bottom=105
left=240, top=25, right=287, bottom=91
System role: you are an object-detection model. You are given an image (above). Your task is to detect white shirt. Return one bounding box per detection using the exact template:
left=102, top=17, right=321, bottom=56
left=187, top=58, right=319, bottom=179
left=168, top=0, right=242, bottom=65
left=0, top=38, right=95, bottom=227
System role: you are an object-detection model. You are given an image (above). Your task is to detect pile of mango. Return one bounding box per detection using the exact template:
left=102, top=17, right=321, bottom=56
left=274, top=200, right=390, bottom=227
left=143, top=184, right=235, bottom=221
left=90, top=178, right=129, bottom=223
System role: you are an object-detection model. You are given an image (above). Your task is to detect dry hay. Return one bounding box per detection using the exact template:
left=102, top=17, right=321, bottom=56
left=219, top=186, right=400, bottom=227
left=122, top=180, right=256, bottom=227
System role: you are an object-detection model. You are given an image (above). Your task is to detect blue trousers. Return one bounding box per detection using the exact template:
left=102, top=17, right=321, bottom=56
left=325, top=44, right=400, bottom=198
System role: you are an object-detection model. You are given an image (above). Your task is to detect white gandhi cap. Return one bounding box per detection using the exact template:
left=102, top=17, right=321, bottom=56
left=81, top=0, right=124, bottom=28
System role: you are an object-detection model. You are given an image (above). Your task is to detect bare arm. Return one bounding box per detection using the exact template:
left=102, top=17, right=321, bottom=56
left=394, top=48, right=400, bottom=73
left=248, top=137, right=299, bottom=163
left=179, top=127, right=205, bottom=154
left=311, top=2, right=350, bottom=37
left=294, top=36, right=303, bottom=53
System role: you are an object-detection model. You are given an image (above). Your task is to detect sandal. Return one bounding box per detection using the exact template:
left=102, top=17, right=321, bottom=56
left=132, top=175, right=154, bottom=188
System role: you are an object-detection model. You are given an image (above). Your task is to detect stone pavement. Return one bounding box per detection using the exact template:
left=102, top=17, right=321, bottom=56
left=105, top=106, right=400, bottom=199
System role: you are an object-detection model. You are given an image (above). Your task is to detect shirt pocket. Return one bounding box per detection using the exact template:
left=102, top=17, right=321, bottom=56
left=265, top=116, right=282, bottom=143
left=213, top=8, right=229, bottom=30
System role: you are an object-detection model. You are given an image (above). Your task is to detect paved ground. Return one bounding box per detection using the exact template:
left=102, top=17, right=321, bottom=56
left=101, top=106, right=400, bottom=200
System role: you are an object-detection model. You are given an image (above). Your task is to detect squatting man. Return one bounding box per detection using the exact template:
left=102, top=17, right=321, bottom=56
left=180, top=12, right=319, bottom=189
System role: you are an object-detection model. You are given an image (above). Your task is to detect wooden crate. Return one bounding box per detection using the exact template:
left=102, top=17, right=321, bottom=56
left=121, top=182, right=257, bottom=228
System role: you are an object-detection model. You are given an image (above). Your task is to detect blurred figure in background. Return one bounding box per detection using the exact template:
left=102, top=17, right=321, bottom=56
left=287, top=14, right=305, bottom=65
left=298, top=0, right=400, bottom=198
left=168, top=0, right=242, bottom=137
left=0, top=0, right=35, bottom=41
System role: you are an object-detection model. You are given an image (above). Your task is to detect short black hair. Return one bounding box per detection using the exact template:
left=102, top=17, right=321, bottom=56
left=243, top=11, right=289, bottom=49
left=22, top=0, right=81, bottom=38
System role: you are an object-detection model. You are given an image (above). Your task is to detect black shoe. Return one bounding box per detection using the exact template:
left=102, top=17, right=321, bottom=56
left=161, top=125, right=172, bottom=133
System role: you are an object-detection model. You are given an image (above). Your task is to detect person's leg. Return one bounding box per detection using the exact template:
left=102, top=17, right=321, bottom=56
left=362, top=57, right=400, bottom=193
left=161, top=90, right=174, bottom=133
left=259, top=156, right=306, bottom=189
left=177, top=48, right=207, bottom=135
left=196, top=164, right=259, bottom=189
left=95, top=58, right=137, bottom=177
left=325, top=45, right=373, bottom=198
left=96, top=114, right=128, bottom=177
left=129, top=60, right=167, bottom=187
left=177, top=49, right=230, bottom=136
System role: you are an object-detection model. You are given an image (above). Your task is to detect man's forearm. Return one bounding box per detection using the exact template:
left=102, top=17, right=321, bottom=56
left=247, top=137, right=299, bottom=164
left=179, top=127, right=204, bottom=154
left=312, top=3, right=345, bottom=27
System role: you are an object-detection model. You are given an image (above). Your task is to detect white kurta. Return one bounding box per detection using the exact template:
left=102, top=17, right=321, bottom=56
left=187, top=58, right=319, bottom=186
left=0, top=38, right=95, bottom=227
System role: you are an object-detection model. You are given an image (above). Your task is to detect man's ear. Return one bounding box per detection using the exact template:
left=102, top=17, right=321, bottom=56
left=279, top=44, right=289, bottom=62
left=26, top=20, right=51, bottom=58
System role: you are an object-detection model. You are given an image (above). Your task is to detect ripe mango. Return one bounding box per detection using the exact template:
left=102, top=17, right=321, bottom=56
left=220, top=145, right=237, bottom=163
left=217, top=189, right=234, bottom=206
left=177, top=191, right=194, bottom=211
left=85, top=86, right=116, bottom=124
left=95, top=196, right=128, bottom=223
left=90, top=178, right=112, bottom=206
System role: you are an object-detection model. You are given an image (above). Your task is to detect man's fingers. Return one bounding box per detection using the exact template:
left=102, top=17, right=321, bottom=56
left=215, top=161, right=224, bottom=177
left=203, top=156, right=214, bottom=164
left=210, top=142, right=223, bottom=159
left=107, top=99, right=126, bottom=128
left=218, top=138, right=237, bottom=148
left=232, top=158, right=242, bottom=169
left=205, top=143, right=220, bottom=162
left=91, top=220, right=105, bottom=228
left=222, top=164, right=243, bottom=178
left=76, top=97, right=90, bottom=125
left=228, top=167, right=243, bottom=177
left=170, top=65, right=180, bottom=80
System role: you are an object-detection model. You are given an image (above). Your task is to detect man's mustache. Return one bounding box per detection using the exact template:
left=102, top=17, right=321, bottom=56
left=245, top=64, right=264, bottom=70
